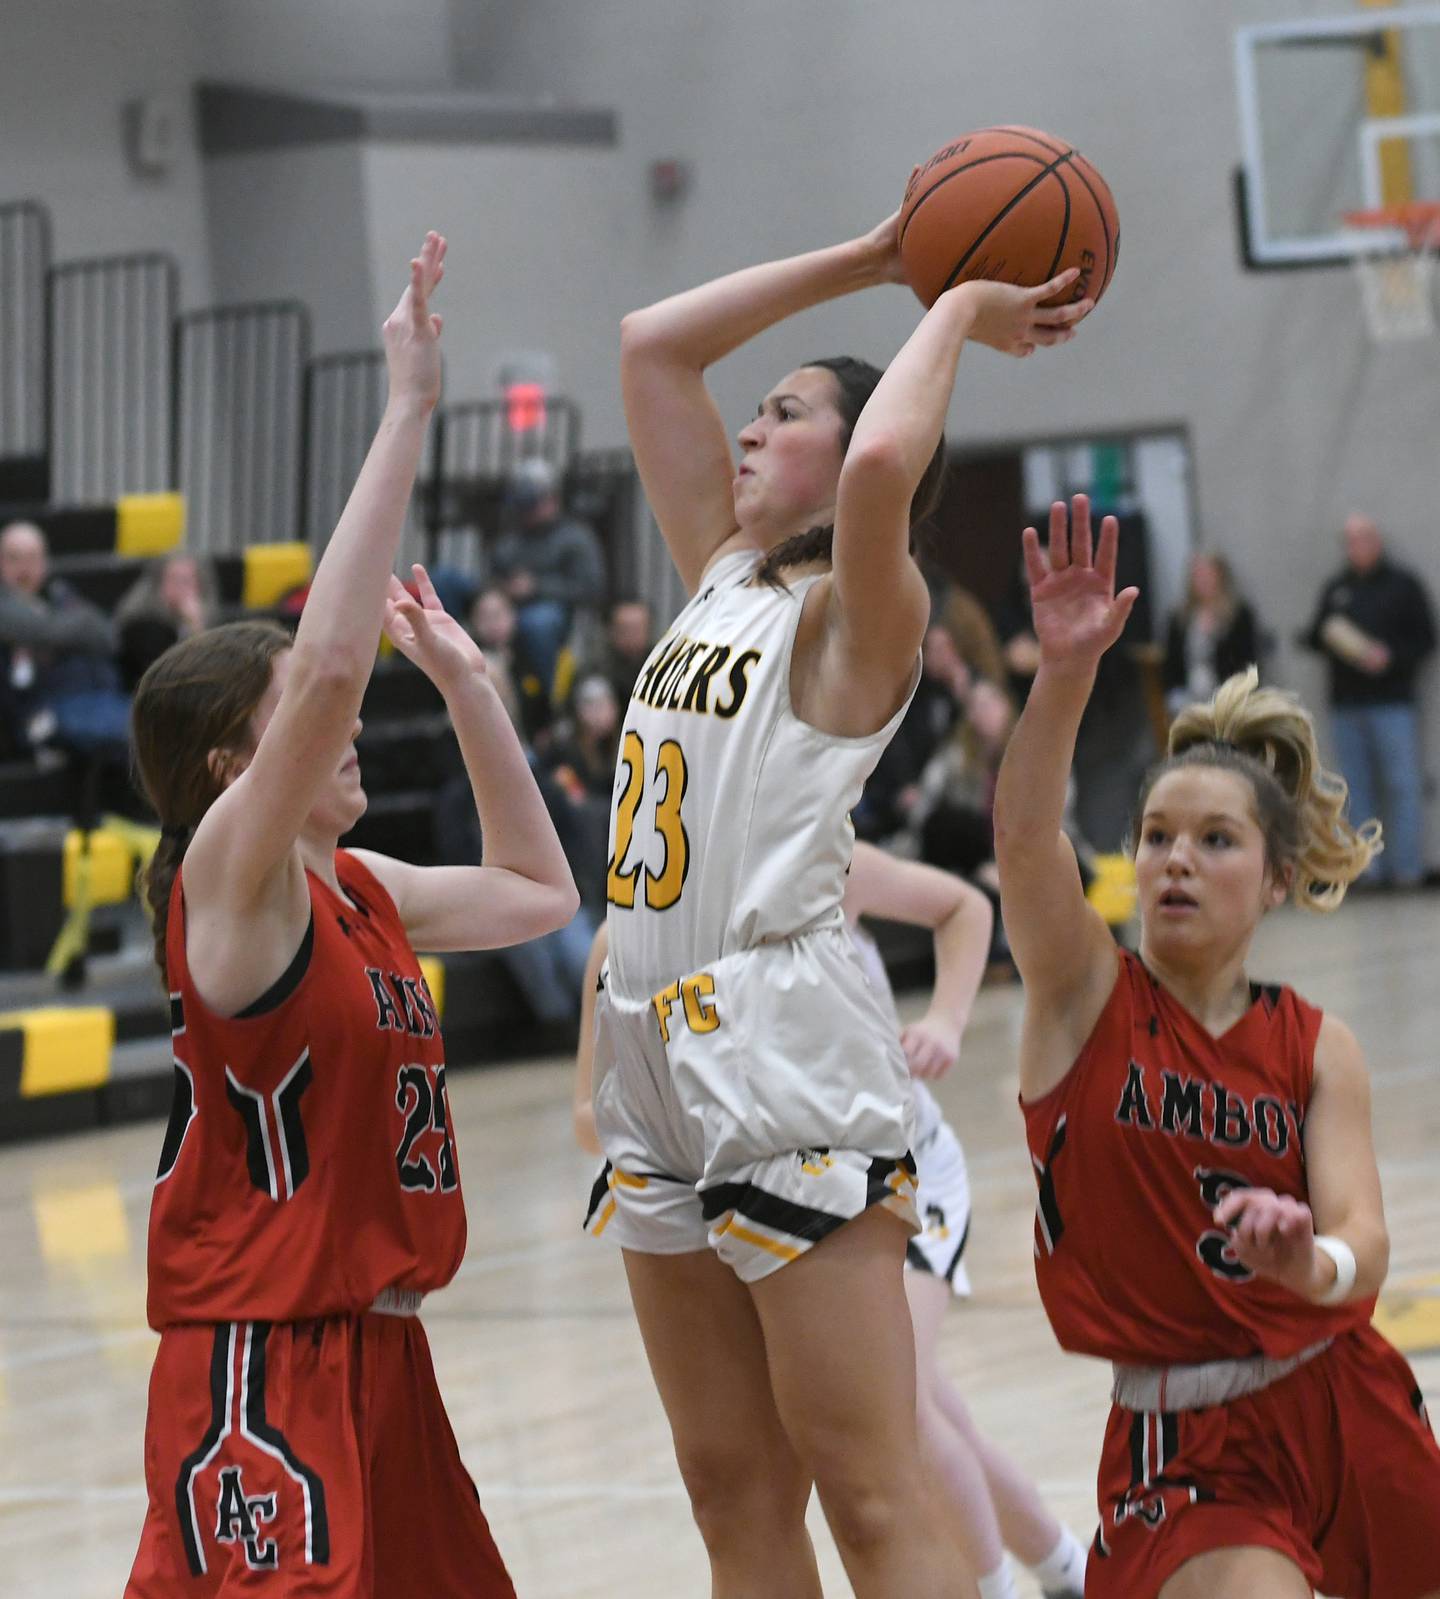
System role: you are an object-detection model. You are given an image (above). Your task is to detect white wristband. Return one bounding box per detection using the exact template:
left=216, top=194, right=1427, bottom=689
left=1313, top=1234, right=1358, bottom=1306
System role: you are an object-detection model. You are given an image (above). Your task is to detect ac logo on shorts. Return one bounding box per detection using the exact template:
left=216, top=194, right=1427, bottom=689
left=214, top=1465, right=279, bottom=1570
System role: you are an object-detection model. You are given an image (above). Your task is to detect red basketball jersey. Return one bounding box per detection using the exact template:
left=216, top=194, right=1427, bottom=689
left=1022, top=950, right=1372, bottom=1366
left=147, top=851, right=466, bottom=1328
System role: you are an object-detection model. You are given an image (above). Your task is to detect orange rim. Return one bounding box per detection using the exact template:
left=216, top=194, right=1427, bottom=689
left=1342, top=202, right=1440, bottom=246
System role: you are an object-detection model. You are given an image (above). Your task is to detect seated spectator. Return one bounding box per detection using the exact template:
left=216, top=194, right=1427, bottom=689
left=543, top=673, right=621, bottom=901
left=582, top=595, right=656, bottom=708
left=431, top=672, right=618, bottom=1030
left=912, top=674, right=1015, bottom=882
left=1162, top=552, right=1260, bottom=716
left=466, top=585, right=528, bottom=734
left=489, top=458, right=606, bottom=700
left=994, top=556, right=1044, bottom=706
left=856, top=622, right=968, bottom=840
left=114, top=551, right=217, bottom=690
left=431, top=757, right=597, bottom=1030
left=0, top=519, right=128, bottom=764
left=939, top=582, right=1008, bottom=690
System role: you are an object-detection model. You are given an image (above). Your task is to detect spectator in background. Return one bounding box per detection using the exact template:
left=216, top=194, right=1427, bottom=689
left=432, top=670, right=617, bottom=1031
left=466, top=585, right=525, bottom=733
left=1162, top=551, right=1261, bottom=716
left=544, top=673, right=622, bottom=911
left=939, top=582, right=1008, bottom=691
left=0, top=519, right=128, bottom=763
left=913, top=672, right=1014, bottom=881
left=856, top=622, right=967, bottom=841
left=582, top=595, right=655, bottom=708
left=1303, top=512, right=1437, bottom=889
left=994, top=554, right=1044, bottom=707
left=114, top=551, right=217, bottom=690
left=489, top=458, right=606, bottom=697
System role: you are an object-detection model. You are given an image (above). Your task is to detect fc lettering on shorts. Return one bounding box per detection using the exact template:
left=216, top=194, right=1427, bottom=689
left=652, top=973, right=720, bottom=1042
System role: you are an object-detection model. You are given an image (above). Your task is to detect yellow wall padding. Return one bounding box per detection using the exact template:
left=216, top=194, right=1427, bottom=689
left=116, top=493, right=186, bottom=557
left=3, top=1007, right=115, bottom=1097
left=419, top=956, right=445, bottom=1020
left=243, top=543, right=313, bottom=609
left=1086, top=853, right=1138, bottom=927
left=63, top=827, right=138, bottom=908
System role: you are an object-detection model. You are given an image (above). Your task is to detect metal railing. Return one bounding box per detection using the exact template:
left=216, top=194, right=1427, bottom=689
left=0, top=200, right=51, bottom=467
left=48, top=252, right=177, bottom=502
left=301, top=351, right=430, bottom=566
left=174, top=301, right=310, bottom=553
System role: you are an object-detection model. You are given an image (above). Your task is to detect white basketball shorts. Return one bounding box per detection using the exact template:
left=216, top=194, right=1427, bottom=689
left=584, top=925, right=919, bottom=1282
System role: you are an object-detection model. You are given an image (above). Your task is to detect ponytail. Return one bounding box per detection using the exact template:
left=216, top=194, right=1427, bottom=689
left=1135, top=668, right=1381, bottom=911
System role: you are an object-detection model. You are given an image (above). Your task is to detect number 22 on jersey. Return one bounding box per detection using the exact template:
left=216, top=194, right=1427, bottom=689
left=607, top=731, right=690, bottom=911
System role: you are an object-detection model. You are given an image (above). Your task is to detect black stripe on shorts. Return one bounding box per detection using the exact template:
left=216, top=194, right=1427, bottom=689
left=174, top=1325, right=233, bottom=1577
left=941, top=1213, right=972, bottom=1284
left=583, top=1162, right=613, bottom=1229
left=243, top=1324, right=330, bottom=1565
left=865, top=1150, right=918, bottom=1208
left=699, top=1179, right=845, bottom=1245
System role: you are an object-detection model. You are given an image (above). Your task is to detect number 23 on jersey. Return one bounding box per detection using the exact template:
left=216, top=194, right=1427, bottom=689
left=607, top=731, right=690, bottom=911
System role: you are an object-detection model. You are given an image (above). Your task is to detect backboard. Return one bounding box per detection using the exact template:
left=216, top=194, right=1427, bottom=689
left=1234, top=3, right=1440, bottom=268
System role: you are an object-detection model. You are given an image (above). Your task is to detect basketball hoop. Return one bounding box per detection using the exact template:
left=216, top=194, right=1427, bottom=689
left=1342, top=203, right=1440, bottom=342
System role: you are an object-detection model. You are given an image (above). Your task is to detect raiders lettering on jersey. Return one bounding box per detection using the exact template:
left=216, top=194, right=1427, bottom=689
left=631, top=633, right=762, bottom=718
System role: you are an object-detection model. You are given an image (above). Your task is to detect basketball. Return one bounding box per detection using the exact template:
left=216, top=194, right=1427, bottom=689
left=899, top=126, right=1120, bottom=310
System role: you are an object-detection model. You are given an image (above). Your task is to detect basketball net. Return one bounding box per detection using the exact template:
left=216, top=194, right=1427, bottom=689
left=1342, top=203, right=1440, bottom=342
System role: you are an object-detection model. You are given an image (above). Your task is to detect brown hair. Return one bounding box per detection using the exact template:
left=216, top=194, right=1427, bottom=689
left=1130, top=667, right=1381, bottom=912
left=1183, top=551, right=1238, bottom=626
left=130, top=621, right=292, bottom=977
left=755, top=356, right=948, bottom=587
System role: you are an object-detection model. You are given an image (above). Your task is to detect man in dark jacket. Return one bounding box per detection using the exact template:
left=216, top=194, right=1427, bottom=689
left=1303, top=514, right=1436, bottom=887
left=0, top=520, right=127, bottom=761
left=488, top=459, right=606, bottom=700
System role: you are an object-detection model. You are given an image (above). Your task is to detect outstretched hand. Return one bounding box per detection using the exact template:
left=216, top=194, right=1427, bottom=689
left=1023, top=495, right=1139, bottom=672
left=1213, top=1186, right=1322, bottom=1300
left=383, top=564, right=487, bottom=695
left=950, top=269, right=1092, bottom=357
left=382, top=231, right=447, bottom=412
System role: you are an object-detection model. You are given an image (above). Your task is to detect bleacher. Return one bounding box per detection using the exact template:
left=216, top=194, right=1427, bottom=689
left=0, top=195, right=649, bottom=1143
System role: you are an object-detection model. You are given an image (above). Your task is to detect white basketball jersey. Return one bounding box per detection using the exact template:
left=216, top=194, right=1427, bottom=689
left=606, top=550, right=915, bottom=1000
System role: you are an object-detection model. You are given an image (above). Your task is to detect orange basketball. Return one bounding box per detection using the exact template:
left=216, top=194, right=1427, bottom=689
left=899, top=126, right=1120, bottom=311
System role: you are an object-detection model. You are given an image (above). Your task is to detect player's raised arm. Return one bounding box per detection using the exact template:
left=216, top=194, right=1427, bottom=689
left=350, top=566, right=578, bottom=952
left=620, top=217, right=904, bottom=593
left=829, top=272, right=1089, bottom=701
left=993, top=497, right=1136, bottom=1098
left=185, top=235, right=447, bottom=912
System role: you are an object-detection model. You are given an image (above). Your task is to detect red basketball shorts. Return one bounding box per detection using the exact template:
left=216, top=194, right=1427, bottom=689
left=124, top=1308, right=515, bottom=1598
left=1088, top=1323, right=1440, bottom=1598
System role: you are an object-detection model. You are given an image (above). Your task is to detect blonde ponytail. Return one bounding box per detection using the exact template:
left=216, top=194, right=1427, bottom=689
left=1143, top=668, right=1381, bottom=911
